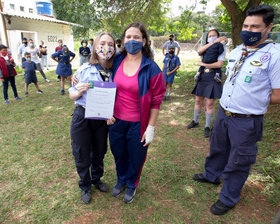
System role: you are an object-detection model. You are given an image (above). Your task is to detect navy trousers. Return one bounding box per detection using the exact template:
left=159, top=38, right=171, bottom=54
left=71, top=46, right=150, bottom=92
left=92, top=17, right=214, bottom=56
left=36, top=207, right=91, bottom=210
left=109, top=119, right=148, bottom=189
left=70, top=106, right=108, bottom=191
left=3, top=76, right=18, bottom=100
left=203, top=105, right=263, bottom=207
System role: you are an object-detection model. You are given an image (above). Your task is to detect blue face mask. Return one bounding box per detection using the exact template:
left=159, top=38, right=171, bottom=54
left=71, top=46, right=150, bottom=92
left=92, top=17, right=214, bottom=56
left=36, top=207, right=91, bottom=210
left=26, top=58, right=31, bottom=61
left=124, top=40, right=143, bottom=55
left=240, top=30, right=262, bottom=46
left=29, top=43, right=34, bottom=47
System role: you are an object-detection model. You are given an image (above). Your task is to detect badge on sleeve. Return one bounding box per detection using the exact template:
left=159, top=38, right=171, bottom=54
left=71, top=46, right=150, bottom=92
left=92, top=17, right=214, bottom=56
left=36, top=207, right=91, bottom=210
left=244, top=76, right=252, bottom=83
left=260, top=53, right=271, bottom=63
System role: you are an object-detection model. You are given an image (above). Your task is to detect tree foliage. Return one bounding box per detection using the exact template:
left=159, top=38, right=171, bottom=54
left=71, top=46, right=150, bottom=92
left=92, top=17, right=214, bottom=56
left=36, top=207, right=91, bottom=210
left=52, top=0, right=170, bottom=38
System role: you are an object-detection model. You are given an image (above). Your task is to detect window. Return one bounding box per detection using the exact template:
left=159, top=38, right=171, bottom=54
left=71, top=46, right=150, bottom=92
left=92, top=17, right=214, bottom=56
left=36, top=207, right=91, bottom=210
left=20, top=6, right=24, bottom=12
left=29, top=8, right=33, bottom=13
left=10, top=4, right=15, bottom=10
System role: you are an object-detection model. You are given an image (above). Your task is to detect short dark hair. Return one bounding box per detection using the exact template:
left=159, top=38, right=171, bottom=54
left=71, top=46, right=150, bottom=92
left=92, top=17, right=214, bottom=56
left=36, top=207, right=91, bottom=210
left=246, top=5, right=274, bottom=26
left=0, top=44, right=7, bottom=51
left=205, top=29, right=220, bottom=44
left=22, top=37, right=27, bottom=41
left=81, top=40, right=87, bottom=45
left=24, top=52, right=31, bottom=56
left=116, top=39, right=121, bottom=44
left=89, top=38, right=94, bottom=41
left=169, top=34, right=174, bottom=38
left=121, top=22, right=153, bottom=59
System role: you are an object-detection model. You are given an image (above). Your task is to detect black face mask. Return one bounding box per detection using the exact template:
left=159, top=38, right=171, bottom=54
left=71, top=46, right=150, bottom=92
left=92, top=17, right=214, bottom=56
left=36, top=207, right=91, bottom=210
left=23, top=42, right=27, bottom=45
left=169, top=38, right=173, bottom=41
left=169, top=50, right=175, bottom=55
left=117, top=44, right=121, bottom=48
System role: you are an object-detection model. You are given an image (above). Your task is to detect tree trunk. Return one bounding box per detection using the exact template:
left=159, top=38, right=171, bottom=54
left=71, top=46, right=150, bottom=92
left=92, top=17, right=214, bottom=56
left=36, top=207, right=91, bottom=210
left=220, top=0, right=262, bottom=47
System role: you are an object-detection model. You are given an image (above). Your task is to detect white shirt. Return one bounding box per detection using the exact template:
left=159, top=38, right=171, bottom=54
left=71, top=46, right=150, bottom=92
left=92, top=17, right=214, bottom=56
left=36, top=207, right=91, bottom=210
left=24, top=46, right=40, bottom=64
left=220, top=43, right=280, bottom=115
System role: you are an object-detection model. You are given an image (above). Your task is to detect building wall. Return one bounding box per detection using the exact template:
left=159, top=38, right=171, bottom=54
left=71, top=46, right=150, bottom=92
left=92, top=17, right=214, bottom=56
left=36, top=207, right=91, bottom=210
left=2, top=0, right=38, bottom=14
left=5, top=16, right=74, bottom=66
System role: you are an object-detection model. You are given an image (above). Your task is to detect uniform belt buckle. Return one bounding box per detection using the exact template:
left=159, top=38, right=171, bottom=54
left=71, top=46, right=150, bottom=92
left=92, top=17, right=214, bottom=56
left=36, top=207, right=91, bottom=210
left=224, top=110, right=232, bottom=117
left=204, top=68, right=210, bottom=73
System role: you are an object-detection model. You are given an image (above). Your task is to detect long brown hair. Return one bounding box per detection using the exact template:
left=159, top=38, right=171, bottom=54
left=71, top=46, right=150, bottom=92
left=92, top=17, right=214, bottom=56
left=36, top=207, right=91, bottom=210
left=120, top=22, right=153, bottom=59
left=89, top=32, right=116, bottom=70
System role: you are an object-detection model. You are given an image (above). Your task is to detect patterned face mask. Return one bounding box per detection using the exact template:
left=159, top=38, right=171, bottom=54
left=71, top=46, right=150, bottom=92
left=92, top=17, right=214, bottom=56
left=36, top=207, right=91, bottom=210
left=96, top=45, right=115, bottom=60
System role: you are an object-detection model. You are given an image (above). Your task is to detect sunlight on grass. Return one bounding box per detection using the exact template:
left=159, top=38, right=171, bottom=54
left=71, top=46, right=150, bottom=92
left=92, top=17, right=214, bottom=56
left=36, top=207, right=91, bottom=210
left=184, top=185, right=194, bottom=195
left=43, top=106, right=53, bottom=111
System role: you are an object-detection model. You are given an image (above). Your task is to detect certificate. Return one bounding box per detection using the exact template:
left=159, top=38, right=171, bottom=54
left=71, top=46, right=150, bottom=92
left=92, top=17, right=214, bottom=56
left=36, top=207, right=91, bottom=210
left=85, top=81, right=117, bottom=120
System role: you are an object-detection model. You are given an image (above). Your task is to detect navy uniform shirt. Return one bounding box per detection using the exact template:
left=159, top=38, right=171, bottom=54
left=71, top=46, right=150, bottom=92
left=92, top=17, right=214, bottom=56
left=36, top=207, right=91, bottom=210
left=162, top=54, right=181, bottom=76
left=79, top=47, right=91, bottom=57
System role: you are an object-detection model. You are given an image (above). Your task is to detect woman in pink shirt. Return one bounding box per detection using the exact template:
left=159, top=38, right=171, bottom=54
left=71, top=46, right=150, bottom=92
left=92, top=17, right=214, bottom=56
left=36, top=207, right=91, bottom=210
left=109, top=22, right=165, bottom=203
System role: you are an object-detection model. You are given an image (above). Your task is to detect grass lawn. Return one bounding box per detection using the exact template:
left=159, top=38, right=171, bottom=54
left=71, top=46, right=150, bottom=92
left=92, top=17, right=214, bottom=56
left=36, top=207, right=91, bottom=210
left=0, top=55, right=279, bottom=223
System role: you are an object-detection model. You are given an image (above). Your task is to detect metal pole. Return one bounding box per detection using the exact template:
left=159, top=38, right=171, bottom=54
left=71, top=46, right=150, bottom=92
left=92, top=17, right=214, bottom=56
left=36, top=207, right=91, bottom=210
left=0, top=0, right=9, bottom=48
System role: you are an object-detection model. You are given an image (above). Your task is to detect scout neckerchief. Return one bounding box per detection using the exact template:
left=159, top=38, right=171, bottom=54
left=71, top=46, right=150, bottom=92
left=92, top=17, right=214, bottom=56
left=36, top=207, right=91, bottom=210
left=95, top=64, right=112, bottom=82
left=230, top=37, right=273, bottom=83
left=167, top=54, right=174, bottom=72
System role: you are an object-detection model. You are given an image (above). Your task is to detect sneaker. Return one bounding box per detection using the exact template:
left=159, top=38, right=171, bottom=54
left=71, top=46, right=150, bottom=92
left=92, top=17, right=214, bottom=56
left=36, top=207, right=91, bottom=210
left=214, top=75, right=222, bottom=83
left=45, top=79, right=50, bottom=83
left=15, top=97, right=22, bottom=100
left=60, top=89, right=65, bottom=95
left=25, top=92, right=29, bottom=97
left=187, top=120, right=199, bottom=129
left=112, top=182, right=125, bottom=197
left=81, top=190, right=91, bottom=204
left=37, top=90, right=43, bottom=94
left=94, top=180, right=109, bottom=193
left=123, top=188, right=136, bottom=203
left=210, top=200, right=234, bottom=216
left=4, top=99, right=9, bottom=104
left=204, top=127, right=211, bottom=138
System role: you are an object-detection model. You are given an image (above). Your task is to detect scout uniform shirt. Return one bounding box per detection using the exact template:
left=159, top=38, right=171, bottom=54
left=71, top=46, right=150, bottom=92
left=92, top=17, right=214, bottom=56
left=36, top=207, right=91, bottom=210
left=221, top=43, right=280, bottom=115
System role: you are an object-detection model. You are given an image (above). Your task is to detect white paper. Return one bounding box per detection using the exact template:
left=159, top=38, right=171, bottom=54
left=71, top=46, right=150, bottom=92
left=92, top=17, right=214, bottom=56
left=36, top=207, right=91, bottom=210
left=85, top=81, right=116, bottom=120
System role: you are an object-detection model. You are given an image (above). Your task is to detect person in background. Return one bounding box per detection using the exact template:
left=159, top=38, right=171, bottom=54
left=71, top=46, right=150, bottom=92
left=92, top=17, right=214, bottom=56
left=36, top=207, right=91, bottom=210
left=148, top=40, right=155, bottom=60
left=115, top=39, right=122, bottom=54
left=39, top=40, right=48, bottom=70
left=19, top=37, right=28, bottom=66
left=51, top=45, right=75, bottom=95
left=22, top=52, right=43, bottom=96
left=162, top=34, right=180, bottom=56
left=193, top=5, right=280, bottom=215
left=24, top=39, right=50, bottom=82
left=79, top=40, right=91, bottom=66
left=88, top=38, right=94, bottom=54
left=55, top=39, right=63, bottom=52
left=0, top=44, right=22, bottom=104
left=69, top=32, right=115, bottom=204
left=109, top=22, right=165, bottom=204
left=162, top=44, right=180, bottom=101
left=187, top=29, right=227, bottom=138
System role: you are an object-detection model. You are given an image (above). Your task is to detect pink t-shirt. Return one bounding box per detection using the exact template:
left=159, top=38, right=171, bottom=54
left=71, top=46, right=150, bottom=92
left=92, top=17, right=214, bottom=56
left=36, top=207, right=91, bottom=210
left=114, top=58, right=140, bottom=122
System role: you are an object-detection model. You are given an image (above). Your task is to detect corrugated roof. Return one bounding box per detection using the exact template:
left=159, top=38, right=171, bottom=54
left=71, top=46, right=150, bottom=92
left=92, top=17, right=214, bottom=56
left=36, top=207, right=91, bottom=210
left=1, top=11, right=83, bottom=27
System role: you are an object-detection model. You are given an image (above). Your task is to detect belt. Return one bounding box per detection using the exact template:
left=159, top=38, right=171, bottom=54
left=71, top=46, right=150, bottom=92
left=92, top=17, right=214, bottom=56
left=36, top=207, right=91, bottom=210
left=221, top=107, right=263, bottom=118
left=204, top=68, right=213, bottom=73
left=76, top=105, right=85, bottom=112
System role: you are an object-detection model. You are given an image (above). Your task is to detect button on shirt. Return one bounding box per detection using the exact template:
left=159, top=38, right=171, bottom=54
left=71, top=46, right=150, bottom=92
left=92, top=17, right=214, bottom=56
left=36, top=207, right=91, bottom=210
left=220, top=43, right=280, bottom=115
left=68, top=64, right=112, bottom=108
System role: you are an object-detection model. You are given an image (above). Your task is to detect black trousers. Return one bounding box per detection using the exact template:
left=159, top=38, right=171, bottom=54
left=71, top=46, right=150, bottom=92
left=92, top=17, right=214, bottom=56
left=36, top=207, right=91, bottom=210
left=3, top=76, right=18, bottom=100
left=70, top=106, right=108, bottom=191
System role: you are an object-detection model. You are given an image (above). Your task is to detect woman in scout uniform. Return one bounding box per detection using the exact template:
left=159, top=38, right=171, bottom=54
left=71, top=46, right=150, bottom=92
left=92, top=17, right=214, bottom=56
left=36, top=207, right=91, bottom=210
left=51, top=46, right=75, bottom=95
left=69, top=32, right=115, bottom=204
left=187, top=29, right=227, bottom=138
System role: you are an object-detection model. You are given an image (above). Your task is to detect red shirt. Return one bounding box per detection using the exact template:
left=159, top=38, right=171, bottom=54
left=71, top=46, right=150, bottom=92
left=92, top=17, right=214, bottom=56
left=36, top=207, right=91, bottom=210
left=55, top=46, right=63, bottom=52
